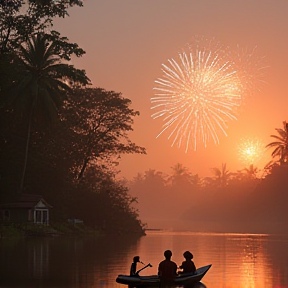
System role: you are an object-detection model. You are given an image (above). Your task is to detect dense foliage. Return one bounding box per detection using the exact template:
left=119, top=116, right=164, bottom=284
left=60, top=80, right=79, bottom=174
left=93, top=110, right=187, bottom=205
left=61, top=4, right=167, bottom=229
left=0, top=85, right=146, bottom=234
left=129, top=157, right=288, bottom=234
left=0, top=1, right=146, bottom=235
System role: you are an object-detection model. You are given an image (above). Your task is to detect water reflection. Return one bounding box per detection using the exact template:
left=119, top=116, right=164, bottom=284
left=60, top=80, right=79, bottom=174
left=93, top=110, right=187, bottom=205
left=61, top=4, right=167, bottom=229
left=28, top=239, right=50, bottom=279
left=210, top=234, right=270, bottom=288
left=0, top=235, right=140, bottom=288
left=124, top=232, right=288, bottom=288
left=0, top=232, right=287, bottom=288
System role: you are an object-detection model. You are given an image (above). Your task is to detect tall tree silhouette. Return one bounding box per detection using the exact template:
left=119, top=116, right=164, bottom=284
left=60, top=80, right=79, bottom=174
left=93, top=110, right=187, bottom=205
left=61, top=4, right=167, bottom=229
left=168, top=163, right=192, bottom=186
left=144, top=169, right=166, bottom=184
left=240, top=164, right=259, bottom=180
left=5, top=33, right=88, bottom=193
left=210, top=163, right=231, bottom=187
left=61, top=87, right=146, bottom=181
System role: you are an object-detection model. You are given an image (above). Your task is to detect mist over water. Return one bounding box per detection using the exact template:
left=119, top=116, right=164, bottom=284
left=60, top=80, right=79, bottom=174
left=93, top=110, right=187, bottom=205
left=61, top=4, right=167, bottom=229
left=129, top=164, right=288, bottom=235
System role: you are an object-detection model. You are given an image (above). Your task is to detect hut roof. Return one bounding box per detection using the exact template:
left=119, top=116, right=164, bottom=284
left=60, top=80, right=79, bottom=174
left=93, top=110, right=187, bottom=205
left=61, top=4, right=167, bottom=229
left=0, top=194, right=52, bottom=209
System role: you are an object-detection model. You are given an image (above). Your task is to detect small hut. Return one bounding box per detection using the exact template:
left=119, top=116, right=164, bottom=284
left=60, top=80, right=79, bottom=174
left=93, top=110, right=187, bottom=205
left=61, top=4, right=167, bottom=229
left=0, top=194, right=52, bottom=225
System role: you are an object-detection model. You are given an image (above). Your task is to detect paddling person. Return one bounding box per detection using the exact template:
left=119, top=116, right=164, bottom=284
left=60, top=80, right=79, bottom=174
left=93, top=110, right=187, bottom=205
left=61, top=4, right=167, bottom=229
left=158, top=250, right=178, bottom=286
left=178, top=251, right=196, bottom=274
left=130, top=256, right=141, bottom=276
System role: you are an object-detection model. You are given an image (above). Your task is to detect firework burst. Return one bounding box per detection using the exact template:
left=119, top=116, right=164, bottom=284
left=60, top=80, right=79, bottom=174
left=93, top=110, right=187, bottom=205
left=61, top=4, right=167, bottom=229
left=151, top=37, right=265, bottom=152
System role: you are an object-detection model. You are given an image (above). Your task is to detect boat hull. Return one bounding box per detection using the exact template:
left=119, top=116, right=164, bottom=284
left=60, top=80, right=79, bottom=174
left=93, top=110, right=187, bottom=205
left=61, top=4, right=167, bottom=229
left=116, top=264, right=212, bottom=287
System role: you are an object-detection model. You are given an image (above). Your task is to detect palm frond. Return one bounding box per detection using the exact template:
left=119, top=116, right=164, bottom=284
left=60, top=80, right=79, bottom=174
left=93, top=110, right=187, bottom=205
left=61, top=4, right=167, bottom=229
left=266, top=120, right=288, bottom=164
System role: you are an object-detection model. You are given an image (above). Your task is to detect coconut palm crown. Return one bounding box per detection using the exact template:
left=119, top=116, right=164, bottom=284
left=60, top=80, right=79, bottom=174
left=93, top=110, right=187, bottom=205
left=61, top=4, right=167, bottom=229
left=266, top=121, right=288, bottom=165
left=7, top=33, right=89, bottom=123
left=4, top=33, right=89, bottom=193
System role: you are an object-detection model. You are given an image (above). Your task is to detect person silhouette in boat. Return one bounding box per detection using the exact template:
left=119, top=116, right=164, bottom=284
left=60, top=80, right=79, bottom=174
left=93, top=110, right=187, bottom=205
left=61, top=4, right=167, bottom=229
left=130, top=256, right=141, bottom=276
left=158, top=250, right=178, bottom=285
left=178, top=251, right=196, bottom=274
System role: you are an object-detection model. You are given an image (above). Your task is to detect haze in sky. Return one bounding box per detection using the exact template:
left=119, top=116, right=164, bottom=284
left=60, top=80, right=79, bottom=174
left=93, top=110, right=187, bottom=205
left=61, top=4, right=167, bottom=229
left=54, top=0, right=288, bottom=180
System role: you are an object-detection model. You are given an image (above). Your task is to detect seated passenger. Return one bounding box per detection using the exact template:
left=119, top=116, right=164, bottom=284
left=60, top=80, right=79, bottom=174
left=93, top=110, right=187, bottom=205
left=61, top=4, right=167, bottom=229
left=179, top=251, right=196, bottom=274
left=158, top=250, right=178, bottom=284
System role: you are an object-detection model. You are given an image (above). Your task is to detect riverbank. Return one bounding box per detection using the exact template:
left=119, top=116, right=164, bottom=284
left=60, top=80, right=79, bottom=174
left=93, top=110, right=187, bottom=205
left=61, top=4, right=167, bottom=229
left=0, top=223, right=102, bottom=238
left=0, top=222, right=146, bottom=238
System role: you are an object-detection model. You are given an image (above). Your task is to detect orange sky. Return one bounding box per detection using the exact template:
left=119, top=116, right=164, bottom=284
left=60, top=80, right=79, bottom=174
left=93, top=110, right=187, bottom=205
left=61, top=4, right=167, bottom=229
left=54, top=0, right=288, bottom=180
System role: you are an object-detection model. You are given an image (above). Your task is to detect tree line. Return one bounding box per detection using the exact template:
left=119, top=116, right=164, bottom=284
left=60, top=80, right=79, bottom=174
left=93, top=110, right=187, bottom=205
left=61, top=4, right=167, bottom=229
left=0, top=1, right=287, bottom=235
left=128, top=124, right=288, bottom=234
left=0, top=0, right=146, bottom=234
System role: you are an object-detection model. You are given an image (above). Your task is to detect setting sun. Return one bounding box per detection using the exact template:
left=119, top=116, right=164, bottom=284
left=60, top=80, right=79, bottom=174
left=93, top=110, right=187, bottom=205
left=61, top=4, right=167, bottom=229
left=238, top=137, right=265, bottom=166
left=0, top=1, right=287, bottom=288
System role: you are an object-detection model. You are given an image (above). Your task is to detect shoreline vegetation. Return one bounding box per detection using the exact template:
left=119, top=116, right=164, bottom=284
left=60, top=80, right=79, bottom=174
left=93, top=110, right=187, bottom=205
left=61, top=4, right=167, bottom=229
left=0, top=222, right=146, bottom=238
left=0, top=2, right=287, bottom=241
left=0, top=2, right=146, bottom=238
left=3, top=223, right=287, bottom=240
left=130, top=163, right=288, bottom=236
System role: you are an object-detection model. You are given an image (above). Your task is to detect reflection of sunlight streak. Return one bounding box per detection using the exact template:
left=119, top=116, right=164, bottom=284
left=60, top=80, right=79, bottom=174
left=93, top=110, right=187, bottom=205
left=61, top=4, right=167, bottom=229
left=137, top=232, right=274, bottom=287
left=211, top=235, right=271, bottom=288
left=238, top=237, right=271, bottom=288
left=191, top=233, right=272, bottom=288
left=29, top=241, right=49, bottom=278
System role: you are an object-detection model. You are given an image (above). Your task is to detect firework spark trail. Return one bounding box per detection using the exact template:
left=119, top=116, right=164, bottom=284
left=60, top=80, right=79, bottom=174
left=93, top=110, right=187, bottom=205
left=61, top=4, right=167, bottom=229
left=151, top=38, right=245, bottom=152
left=233, top=45, right=268, bottom=97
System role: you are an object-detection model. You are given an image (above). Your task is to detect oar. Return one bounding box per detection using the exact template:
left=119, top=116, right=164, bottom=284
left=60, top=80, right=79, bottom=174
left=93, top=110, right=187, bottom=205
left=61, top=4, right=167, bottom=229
left=136, top=263, right=153, bottom=275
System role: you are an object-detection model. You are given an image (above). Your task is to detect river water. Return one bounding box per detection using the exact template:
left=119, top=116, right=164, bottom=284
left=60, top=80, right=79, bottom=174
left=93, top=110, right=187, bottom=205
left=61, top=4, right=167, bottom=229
left=0, top=230, right=287, bottom=288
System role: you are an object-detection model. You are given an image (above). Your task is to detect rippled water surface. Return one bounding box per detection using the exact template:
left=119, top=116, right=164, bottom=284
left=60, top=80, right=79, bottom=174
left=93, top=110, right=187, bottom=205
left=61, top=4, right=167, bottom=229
left=0, top=231, right=287, bottom=288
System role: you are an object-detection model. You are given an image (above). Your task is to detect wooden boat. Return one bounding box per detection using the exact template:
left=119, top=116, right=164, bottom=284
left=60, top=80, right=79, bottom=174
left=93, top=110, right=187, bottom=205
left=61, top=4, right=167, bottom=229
left=116, top=264, right=212, bottom=287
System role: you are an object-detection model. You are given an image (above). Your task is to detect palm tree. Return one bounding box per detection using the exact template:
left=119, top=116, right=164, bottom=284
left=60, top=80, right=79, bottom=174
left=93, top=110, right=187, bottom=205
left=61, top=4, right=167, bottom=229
left=210, top=163, right=231, bottom=187
left=168, top=163, right=192, bottom=186
left=266, top=121, right=288, bottom=165
left=239, top=164, right=259, bottom=180
left=6, top=33, right=88, bottom=193
left=143, top=169, right=167, bottom=187
left=190, top=173, right=203, bottom=187
left=144, top=169, right=165, bottom=181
